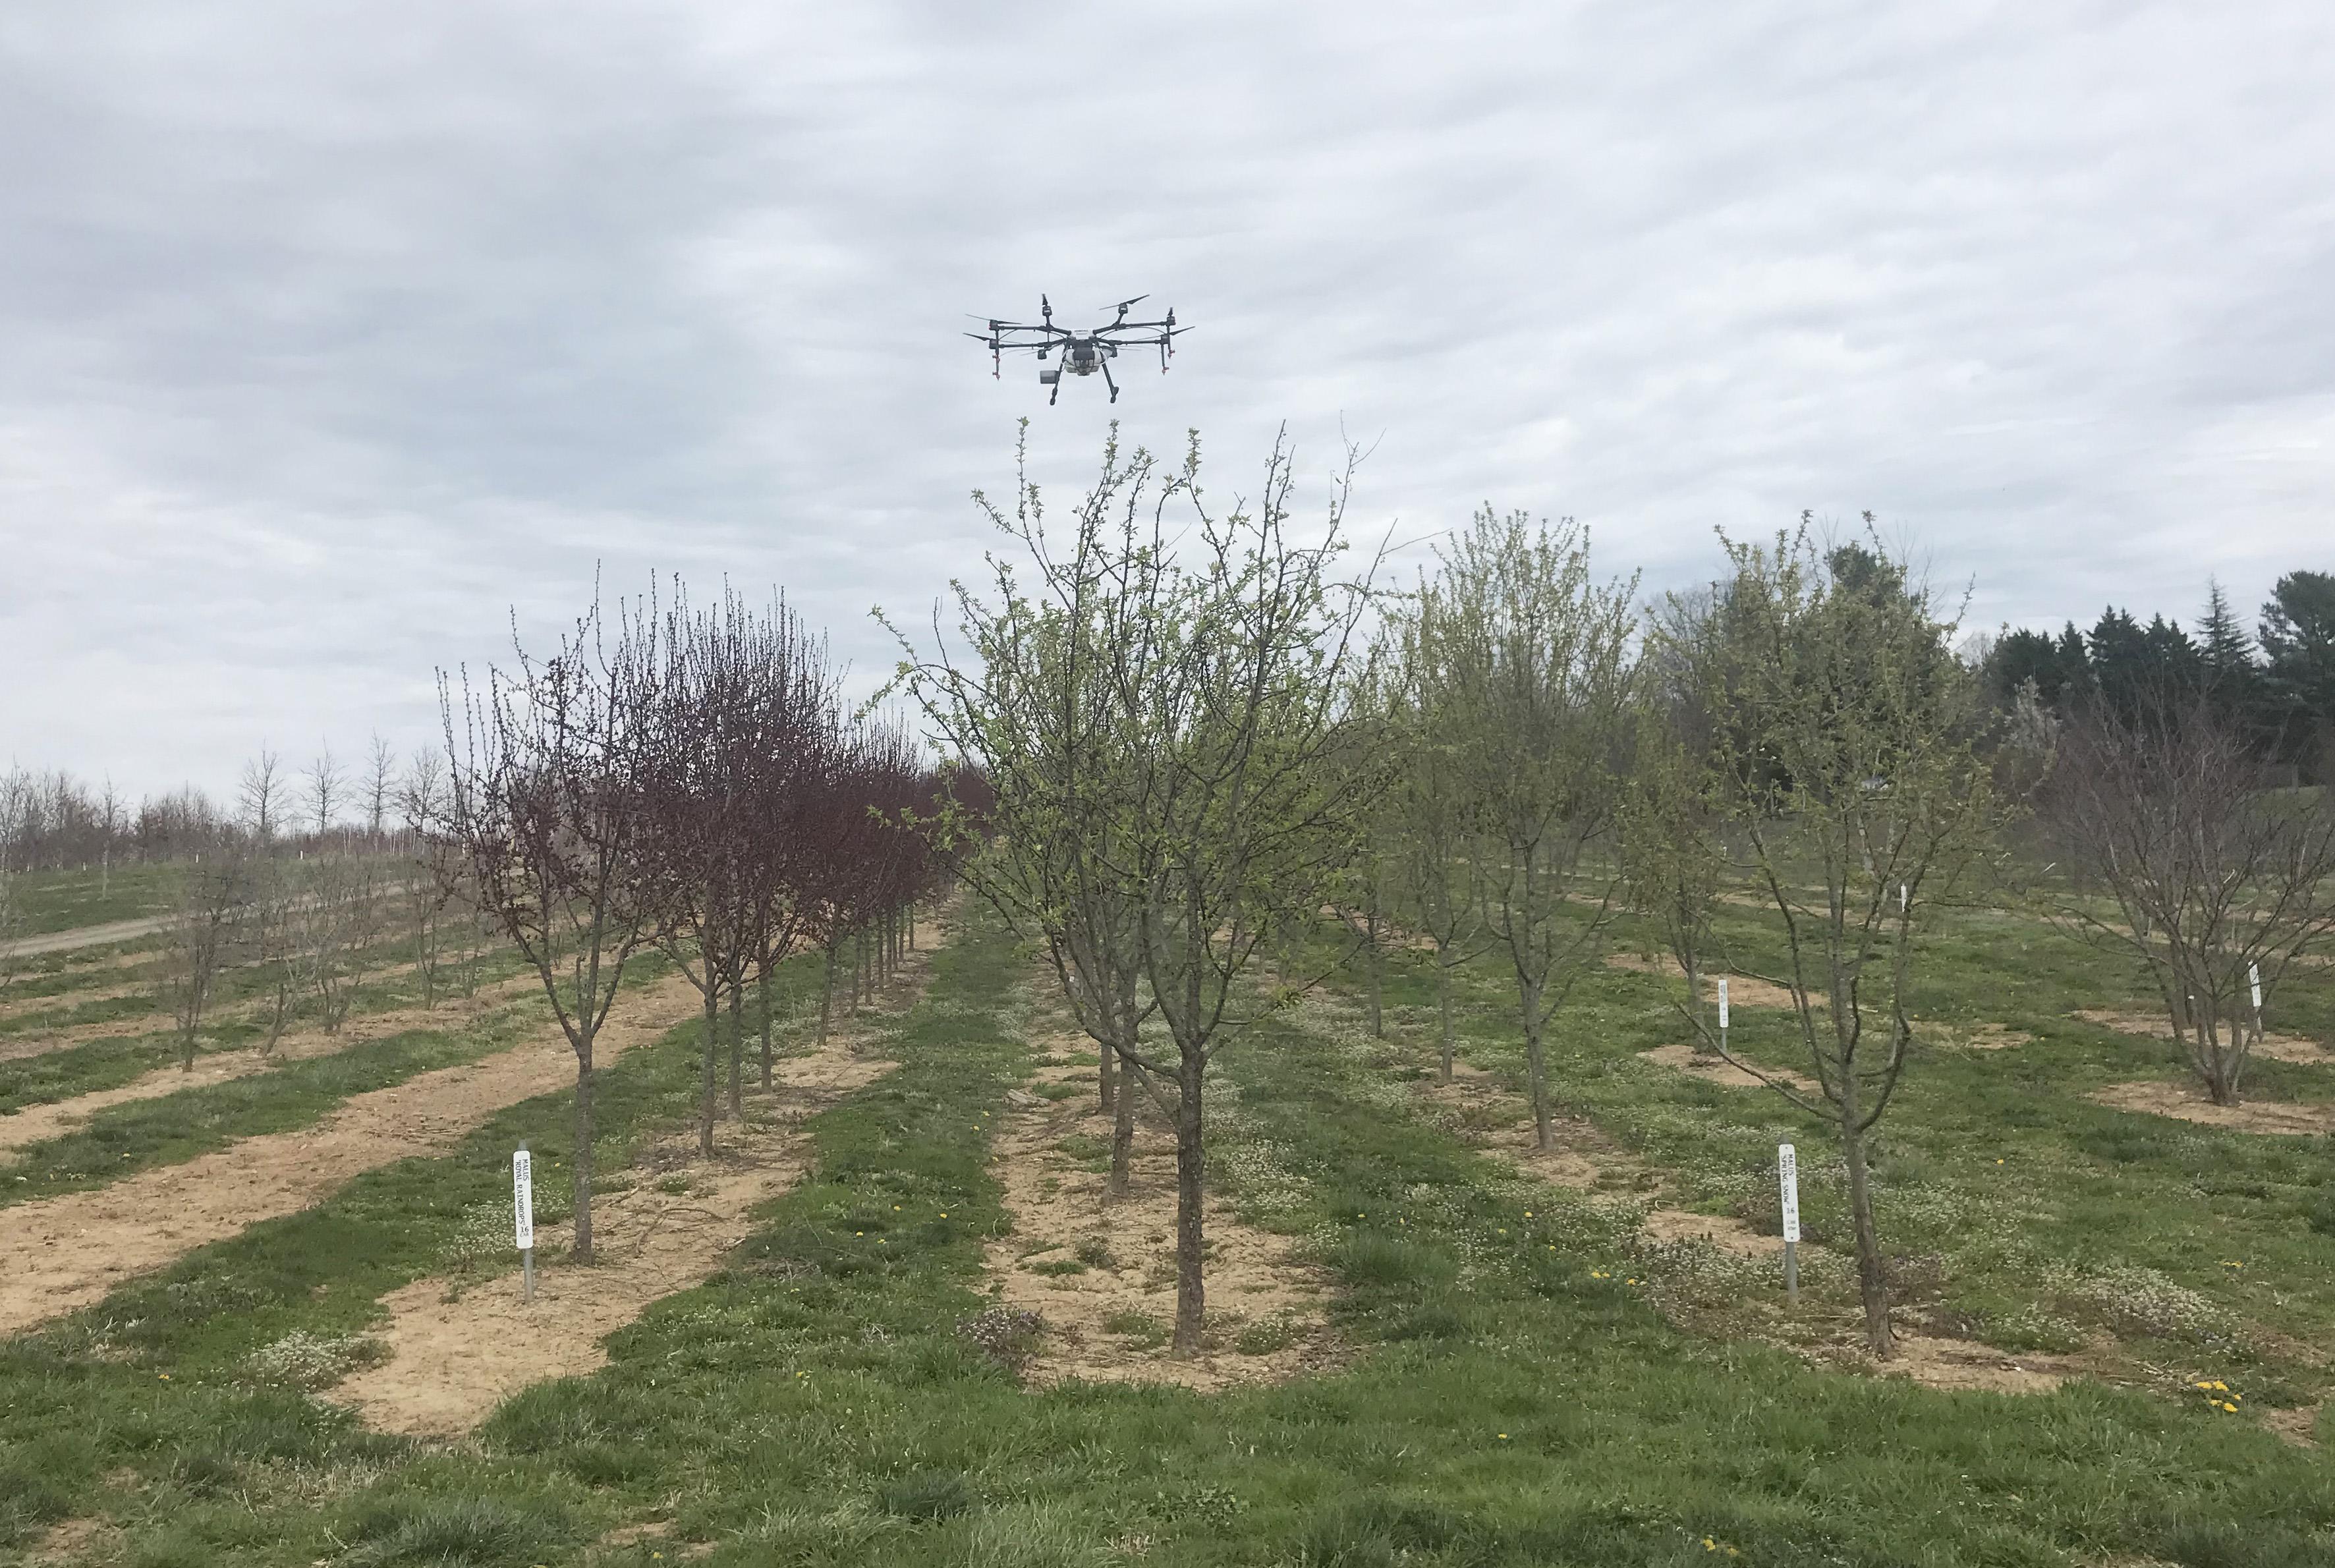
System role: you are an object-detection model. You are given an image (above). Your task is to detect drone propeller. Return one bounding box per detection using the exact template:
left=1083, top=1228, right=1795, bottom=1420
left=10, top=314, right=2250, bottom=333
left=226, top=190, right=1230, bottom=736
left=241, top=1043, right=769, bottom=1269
left=1104, top=294, right=1149, bottom=316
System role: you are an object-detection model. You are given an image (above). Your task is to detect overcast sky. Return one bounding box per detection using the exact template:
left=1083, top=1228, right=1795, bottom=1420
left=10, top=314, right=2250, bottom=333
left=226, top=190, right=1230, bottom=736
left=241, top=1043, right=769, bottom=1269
left=3, top=2, right=2330, bottom=802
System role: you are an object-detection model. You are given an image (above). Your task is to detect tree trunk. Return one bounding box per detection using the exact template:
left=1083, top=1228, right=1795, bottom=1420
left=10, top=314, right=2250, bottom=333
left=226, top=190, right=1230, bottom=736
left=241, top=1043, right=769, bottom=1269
left=728, top=975, right=745, bottom=1117
left=1098, top=1032, right=1117, bottom=1115
left=1364, top=897, right=1383, bottom=1038
left=698, top=979, right=720, bottom=1157
left=820, top=941, right=838, bottom=1048
left=1521, top=980, right=1552, bottom=1150
left=573, top=1036, right=596, bottom=1262
left=1437, top=951, right=1456, bottom=1083
left=1171, top=1048, right=1207, bottom=1356
left=758, top=966, right=774, bottom=1089
left=1109, top=992, right=1140, bottom=1199
left=1840, top=1111, right=1892, bottom=1356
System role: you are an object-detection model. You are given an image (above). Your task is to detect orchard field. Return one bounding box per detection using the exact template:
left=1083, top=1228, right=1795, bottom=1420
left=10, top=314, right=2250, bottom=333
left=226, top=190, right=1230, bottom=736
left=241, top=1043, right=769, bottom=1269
left=0, top=863, right=2331, bottom=1567
left=5, top=466, right=2334, bottom=1568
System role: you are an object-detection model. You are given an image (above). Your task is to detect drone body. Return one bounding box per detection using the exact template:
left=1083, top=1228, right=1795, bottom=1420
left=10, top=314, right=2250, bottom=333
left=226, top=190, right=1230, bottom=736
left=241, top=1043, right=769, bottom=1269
left=966, top=294, right=1186, bottom=404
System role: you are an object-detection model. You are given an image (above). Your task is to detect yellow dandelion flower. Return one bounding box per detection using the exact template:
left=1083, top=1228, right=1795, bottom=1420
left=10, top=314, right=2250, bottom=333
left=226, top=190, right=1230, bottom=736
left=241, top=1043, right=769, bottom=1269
left=2212, top=1381, right=2228, bottom=1391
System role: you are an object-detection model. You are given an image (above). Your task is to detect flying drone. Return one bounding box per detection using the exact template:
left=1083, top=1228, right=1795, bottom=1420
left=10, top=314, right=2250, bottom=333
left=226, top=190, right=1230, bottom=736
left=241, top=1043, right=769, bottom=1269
left=966, top=294, right=1186, bottom=404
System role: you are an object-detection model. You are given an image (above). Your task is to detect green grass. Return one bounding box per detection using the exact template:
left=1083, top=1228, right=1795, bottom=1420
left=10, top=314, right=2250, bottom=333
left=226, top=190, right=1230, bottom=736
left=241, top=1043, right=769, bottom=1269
left=3, top=901, right=2330, bottom=1565
left=5, top=863, right=186, bottom=934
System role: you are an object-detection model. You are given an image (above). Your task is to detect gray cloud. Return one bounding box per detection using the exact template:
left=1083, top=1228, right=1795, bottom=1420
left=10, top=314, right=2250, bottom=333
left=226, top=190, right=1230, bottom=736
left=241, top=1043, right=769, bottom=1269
left=3, top=1, right=2331, bottom=799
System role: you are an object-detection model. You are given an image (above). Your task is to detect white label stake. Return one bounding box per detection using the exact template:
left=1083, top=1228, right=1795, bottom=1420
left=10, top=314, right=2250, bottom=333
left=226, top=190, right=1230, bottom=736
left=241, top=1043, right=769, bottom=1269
left=1778, top=1142, right=1801, bottom=1304
left=2249, top=962, right=2263, bottom=1017
left=1716, top=976, right=1731, bottom=1032
left=513, top=1144, right=536, bottom=1301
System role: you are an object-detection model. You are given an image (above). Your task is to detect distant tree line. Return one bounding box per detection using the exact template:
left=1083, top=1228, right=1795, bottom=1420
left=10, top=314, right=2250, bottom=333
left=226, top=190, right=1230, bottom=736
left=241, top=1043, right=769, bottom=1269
left=1979, top=571, right=2335, bottom=779
left=0, top=733, right=418, bottom=876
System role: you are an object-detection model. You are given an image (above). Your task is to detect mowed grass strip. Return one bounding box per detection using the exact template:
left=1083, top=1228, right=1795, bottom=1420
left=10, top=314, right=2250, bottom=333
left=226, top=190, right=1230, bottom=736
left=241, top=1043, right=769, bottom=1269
left=0, top=943, right=538, bottom=1119
left=7, top=905, right=2332, bottom=1566
left=0, top=949, right=646, bottom=1205
left=1346, top=893, right=2335, bottom=1409
left=0, top=942, right=839, bottom=1558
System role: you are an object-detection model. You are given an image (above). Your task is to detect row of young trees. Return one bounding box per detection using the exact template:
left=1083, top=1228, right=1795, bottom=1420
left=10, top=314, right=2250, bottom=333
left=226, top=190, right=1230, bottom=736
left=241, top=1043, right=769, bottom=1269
left=907, top=431, right=2331, bottom=1365
left=0, top=737, right=417, bottom=878
left=443, top=584, right=944, bottom=1260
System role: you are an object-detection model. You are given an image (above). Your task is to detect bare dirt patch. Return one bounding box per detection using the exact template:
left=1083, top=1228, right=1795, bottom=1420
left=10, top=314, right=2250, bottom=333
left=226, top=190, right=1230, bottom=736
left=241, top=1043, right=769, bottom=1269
left=1639, top=1043, right=1821, bottom=1096
left=2263, top=1401, right=2321, bottom=1447
left=2077, top=1008, right=2329, bottom=1065
left=2088, top=1079, right=2335, bottom=1136
left=1604, top=953, right=1800, bottom=1011
left=983, top=1027, right=1335, bottom=1392
left=0, top=970, right=709, bottom=1335
left=1856, top=1333, right=2078, bottom=1395
left=1927, top=1022, right=2033, bottom=1051
left=22, top=1515, right=122, bottom=1561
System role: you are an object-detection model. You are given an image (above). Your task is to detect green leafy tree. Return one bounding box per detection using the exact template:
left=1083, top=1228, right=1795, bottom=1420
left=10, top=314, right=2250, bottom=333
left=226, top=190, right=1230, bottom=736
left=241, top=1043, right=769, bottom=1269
left=897, top=427, right=1380, bottom=1355
left=1426, top=508, right=1638, bottom=1150
left=1660, top=524, right=2007, bottom=1358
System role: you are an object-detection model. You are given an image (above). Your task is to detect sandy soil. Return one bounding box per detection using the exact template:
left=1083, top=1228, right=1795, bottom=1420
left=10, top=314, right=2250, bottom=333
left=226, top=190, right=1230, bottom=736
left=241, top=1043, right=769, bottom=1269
left=2088, top=1079, right=2335, bottom=1136
left=2263, top=1400, right=2321, bottom=1447
left=1604, top=953, right=1801, bottom=1011
left=1927, top=1022, right=2033, bottom=1051
left=1853, top=1333, right=2077, bottom=1395
left=2076, top=1008, right=2329, bottom=1065
left=982, top=1026, right=1336, bottom=1392
left=1638, top=1043, right=1822, bottom=1096
left=0, top=969, right=708, bottom=1336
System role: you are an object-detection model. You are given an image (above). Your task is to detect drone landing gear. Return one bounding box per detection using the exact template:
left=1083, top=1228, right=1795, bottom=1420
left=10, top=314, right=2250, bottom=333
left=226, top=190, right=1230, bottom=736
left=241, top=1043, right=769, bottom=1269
left=1101, top=358, right=1119, bottom=403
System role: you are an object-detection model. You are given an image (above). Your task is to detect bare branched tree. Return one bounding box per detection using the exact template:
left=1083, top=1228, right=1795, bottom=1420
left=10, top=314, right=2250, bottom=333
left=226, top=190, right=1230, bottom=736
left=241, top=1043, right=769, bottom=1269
left=365, top=733, right=398, bottom=846
left=1426, top=509, right=1639, bottom=1151
left=305, top=744, right=345, bottom=840
left=442, top=596, right=661, bottom=1262
left=2035, top=690, right=2335, bottom=1103
left=240, top=748, right=284, bottom=845
left=162, top=840, right=254, bottom=1069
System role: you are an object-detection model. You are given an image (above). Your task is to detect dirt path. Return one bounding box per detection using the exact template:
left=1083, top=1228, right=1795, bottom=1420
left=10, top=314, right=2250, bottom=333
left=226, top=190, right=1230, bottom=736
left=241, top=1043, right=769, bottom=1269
left=982, top=1019, right=1335, bottom=1391
left=2077, top=1008, right=2330, bottom=1066
left=0, top=972, right=546, bottom=1156
left=2089, top=1079, right=2335, bottom=1136
left=1604, top=953, right=1802, bottom=1011
left=1638, top=1043, right=1822, bottom=1096
left=0, top=969, right=707, bottom=1337
left=324, top=916, right=951, bottom=1435
left=0, top=914, right=175, bottom=959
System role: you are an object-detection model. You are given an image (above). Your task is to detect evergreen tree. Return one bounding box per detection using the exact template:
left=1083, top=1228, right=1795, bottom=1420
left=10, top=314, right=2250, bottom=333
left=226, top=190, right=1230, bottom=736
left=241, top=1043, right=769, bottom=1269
left=2261, top=571, right=2335, bottom=777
